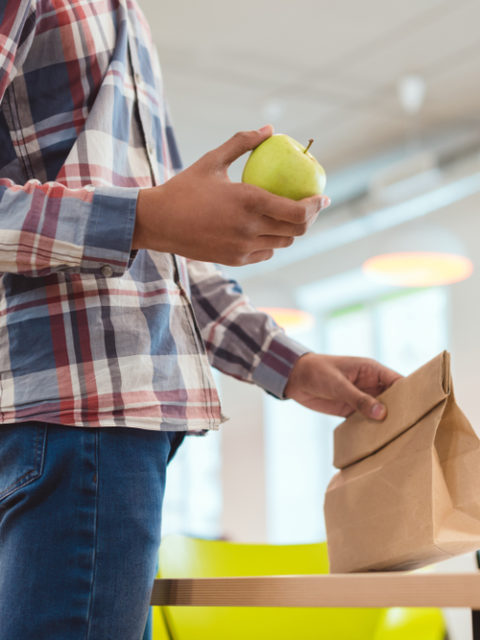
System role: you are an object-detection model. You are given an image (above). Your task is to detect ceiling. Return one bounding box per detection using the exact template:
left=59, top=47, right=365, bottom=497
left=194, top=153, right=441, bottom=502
left=140, top=0, right=480, bottom=179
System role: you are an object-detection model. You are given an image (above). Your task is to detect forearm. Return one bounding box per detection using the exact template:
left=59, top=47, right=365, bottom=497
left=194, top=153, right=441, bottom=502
left=188, top=260, right=309, bottom=398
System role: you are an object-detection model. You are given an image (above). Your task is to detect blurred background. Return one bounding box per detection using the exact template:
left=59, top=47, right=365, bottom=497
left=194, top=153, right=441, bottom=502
left=141, top=0, right=480, bottom=636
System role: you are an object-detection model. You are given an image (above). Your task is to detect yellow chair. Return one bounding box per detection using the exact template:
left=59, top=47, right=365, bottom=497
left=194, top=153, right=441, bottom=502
left=151, top=606, right=171, bottom=640
left=153, top=535, right=447, bottom=640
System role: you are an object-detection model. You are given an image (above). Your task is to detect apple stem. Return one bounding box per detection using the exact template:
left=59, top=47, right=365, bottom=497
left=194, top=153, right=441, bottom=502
left=304, top=139, right=314, bottom=153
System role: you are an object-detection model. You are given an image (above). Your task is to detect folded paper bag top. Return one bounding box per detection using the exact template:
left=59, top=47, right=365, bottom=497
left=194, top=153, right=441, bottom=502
left=324, top=351, right=480, bottom=573
left=333, top=351, right=450, bottom=470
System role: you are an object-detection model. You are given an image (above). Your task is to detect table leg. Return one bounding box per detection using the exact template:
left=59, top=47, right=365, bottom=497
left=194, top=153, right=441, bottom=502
left=472, top=609, right=480, bottom=640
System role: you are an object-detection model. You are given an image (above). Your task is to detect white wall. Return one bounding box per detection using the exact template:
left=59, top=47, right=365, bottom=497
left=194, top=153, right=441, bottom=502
left=219, top=377, right=267, bottom=542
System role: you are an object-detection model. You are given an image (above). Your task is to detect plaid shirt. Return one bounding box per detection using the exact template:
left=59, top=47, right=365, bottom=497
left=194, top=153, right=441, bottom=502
left=0, top=0, right=307, bottom=430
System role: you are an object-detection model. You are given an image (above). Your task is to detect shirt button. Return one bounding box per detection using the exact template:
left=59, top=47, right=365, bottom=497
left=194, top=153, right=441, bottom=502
left=134, top=72, right=142, bottom=84
left=147, top=144, right=155, bottom=157
left=101, top=265, right=113, bottom=277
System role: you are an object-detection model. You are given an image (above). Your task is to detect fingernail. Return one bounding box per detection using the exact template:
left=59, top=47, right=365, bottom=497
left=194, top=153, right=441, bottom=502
left=258, top=125, right=272, bottom=134
left=371, top=403, right=386, bottom=420
left=321, top=196, right=331, bottom=208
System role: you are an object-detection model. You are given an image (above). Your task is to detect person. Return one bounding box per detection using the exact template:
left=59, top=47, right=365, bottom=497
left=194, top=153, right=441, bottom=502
left=0, top=2, right=401, bottom=639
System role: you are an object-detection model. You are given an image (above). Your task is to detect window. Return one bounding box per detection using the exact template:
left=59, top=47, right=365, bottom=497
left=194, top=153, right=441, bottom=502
left=161, top=429, right=222, bottom=538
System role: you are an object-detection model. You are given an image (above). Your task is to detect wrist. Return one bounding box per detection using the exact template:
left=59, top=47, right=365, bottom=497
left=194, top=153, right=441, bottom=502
left=133, top=185, right=171, bottom=252
left=132, top=187, right=150, bottom=250
left=284, top=351, right=315, bottom=399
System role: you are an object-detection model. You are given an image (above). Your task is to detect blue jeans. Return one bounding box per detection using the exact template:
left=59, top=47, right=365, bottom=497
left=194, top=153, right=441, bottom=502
left=0, top=422, right=184, bottom=640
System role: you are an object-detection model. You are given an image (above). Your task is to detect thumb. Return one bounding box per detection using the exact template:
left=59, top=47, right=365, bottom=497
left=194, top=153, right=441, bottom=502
left=342, top=380, right=387, bottom=421
left=211, top=125, right=274, bottom=169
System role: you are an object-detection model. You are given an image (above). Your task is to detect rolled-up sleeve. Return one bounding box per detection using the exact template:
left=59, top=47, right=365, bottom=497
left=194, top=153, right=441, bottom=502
left=0, top=179, right=138, bottom=277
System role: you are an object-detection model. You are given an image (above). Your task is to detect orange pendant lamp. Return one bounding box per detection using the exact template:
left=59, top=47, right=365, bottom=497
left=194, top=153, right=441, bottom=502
left=257, top=307, right=315, bottom=332
left=362, top=224, right=473, bottom=287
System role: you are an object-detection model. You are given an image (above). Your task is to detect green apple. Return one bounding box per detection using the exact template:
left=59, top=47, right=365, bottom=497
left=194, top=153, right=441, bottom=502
left=241, top=134, right=326, bottom=200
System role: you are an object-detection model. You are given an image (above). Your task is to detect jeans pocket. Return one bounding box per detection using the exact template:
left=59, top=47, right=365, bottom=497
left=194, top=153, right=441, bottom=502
left=0, top=422, right=47, bottom=503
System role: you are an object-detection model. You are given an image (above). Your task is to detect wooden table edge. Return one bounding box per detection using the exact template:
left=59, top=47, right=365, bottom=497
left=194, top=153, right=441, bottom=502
left=150, top=573, right=480, bottom=607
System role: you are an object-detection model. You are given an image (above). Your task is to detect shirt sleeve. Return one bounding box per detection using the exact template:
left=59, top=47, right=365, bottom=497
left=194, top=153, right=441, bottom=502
left=0, top=179, right=139, bottom=277
left=0, top=1, right=139, bottom=278
left=187, top=260, right=310, bottom=399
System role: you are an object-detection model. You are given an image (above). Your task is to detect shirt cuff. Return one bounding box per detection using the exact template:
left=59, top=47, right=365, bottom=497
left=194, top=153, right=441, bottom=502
left=251, top=331, right=311, bottom=399
left=82, top=186, right=139, bottom=276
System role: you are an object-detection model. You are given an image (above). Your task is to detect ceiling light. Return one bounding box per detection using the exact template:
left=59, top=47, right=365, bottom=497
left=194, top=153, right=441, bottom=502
left=362, top=223, right=473, bottom=287
left=397, top=74, right=426, bottom=115
left=362, top=251, right=473, bottom=287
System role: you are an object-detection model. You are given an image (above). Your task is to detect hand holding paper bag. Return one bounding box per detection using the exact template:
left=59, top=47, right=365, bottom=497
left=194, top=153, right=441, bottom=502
left=324, top=351, right=480, bottom=573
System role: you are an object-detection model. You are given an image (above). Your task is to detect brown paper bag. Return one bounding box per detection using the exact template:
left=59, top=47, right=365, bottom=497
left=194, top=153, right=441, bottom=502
left=324, top=351, right=480, bottom=573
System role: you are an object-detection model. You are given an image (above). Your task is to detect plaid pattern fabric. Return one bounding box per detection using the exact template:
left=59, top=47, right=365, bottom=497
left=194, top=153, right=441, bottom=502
left=0, top=0, right=307, bottom=430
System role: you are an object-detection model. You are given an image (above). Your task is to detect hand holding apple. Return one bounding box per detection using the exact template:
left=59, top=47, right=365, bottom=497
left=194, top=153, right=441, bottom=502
left=133, top=126, right=330, bottom=266
left=242, top=133, right=326, bottom=200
